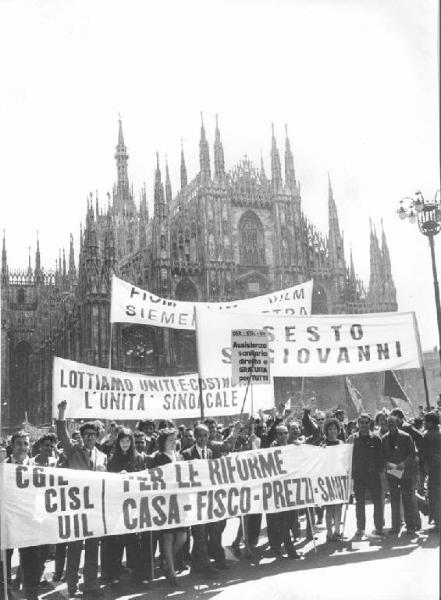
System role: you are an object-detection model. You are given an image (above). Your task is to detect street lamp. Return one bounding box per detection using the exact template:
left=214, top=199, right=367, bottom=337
left=397, top=190, right=441, bottom=379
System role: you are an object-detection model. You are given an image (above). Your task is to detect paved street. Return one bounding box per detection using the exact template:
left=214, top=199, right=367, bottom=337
left=4, top=503, right=439, bottom=600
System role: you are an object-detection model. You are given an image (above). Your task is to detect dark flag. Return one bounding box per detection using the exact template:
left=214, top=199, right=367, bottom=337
left=344, top=376, right=365, bottom=418
left=383, top=370, right=414, bottom=415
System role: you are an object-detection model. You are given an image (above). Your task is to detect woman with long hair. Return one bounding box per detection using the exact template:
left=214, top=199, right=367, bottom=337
left=151, top=428, right=188, bottom=587
left=104, top=428, right=148, bottom=588
left=322, top=418, right=344, bottom=542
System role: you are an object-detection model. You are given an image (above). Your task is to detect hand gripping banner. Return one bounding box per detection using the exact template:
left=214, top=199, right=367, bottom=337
left=110, top=275, right=313, bottom=329
left=1, top=444, right=352, bottom=549
left=195, top=309, right=422, bottom=379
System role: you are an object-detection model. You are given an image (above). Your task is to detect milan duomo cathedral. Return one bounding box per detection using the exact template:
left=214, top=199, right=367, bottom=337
left=1, top=117, right=398, bottom=428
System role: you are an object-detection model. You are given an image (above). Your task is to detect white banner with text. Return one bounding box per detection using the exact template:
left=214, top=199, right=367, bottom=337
left=110, top=275, right=313, bottom=329
left=195, top=309, right=422, bottom=378
left=1, top=443, right=352, bottom=549
left=52, top=357, right=274, bottom=420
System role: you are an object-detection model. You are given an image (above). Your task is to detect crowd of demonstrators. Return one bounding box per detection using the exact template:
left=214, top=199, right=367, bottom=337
left=0, top=399, right=440, bottom=599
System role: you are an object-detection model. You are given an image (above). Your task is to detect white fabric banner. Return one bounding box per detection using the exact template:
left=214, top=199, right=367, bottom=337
left=1, top=443, right=352, bottom=549
left=110, top=275, right=313, bottom=329
left=195, top=309, right=422, bottom=378
left=23, top=422, right=50, bottom=441
left=52, top=357, right=274, bottom=420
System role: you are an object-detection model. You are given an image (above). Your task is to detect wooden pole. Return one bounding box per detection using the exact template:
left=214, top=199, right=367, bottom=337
left=239, top=355, right=256, bottom=421
left=341, top=503, right=348, bottom=540
left=108, top=323, right=113, bottom=370
left=307, top=507, right=317, bottom=553
left=411, top=312, right=431, bottom=409
left=0, top=288, right=9, bottom=599
left=198, top=377, right=205, bottom=422
left=300, top=377, right=305, bottom=408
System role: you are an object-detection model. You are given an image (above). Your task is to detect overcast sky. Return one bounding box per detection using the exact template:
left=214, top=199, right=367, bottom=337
left=0, top=0, right=439, bottom=350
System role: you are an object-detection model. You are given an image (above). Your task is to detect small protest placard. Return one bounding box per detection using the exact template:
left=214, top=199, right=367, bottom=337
left=231, top=329, right=271, bottom=386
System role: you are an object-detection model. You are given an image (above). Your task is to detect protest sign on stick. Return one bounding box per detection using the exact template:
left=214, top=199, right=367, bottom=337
left=1, top=443, right=352, bottom=549
left=231, top=329, right=271, bottom=419
left=231, top=328, right=271, bottom=556
left=110, top=275, right=313, bottom=329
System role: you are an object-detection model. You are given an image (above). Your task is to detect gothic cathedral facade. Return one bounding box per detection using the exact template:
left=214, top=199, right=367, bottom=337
left=1, top=117, right=397, bottom=427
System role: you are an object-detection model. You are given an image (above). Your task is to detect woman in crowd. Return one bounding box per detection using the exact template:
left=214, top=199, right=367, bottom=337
left=105, top=428, right=147, bottom=588
left=322, top=418, right=344, bottom=542
left=151, top=428, right=188, bottom=587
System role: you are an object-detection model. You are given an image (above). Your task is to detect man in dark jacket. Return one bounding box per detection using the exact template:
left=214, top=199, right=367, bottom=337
left=390, top=407, right=423, bottom=529
left=266, top=425, right=300, bottom=559
left=57, top=401, right=107, bottom=598
left=420, top=411, right=441, bottom=532
left=352, top=413, right=384, bottom=537
left=381, top=415, right=417, bottom=535
left=181, top=424, right=218, bottom=577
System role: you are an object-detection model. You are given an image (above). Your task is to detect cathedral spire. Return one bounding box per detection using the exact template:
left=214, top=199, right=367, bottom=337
left=258, top=150, right=267, bottom=185
left=27, top=247, right=32, bottom=275
left=368, top=219, right=382, bottom=304
left=213, top=113, right=225, bottom=182
left=114, top=115, right=130, bottom=208
left=199, top=112, right=211, bottom=182
left=349, top=246, right=356, bottom=282
left=165, top=155, right=172, bottom=204
left=381, top=219, right=392, bottom=276
left=380, top=219, right=397, bottom=307
left=284, top=124, right=297, bottom=193
left=139, top=183, right=148, bottom=249
left=180, top=138, right=188, bottom=190
left=2, top=230, right=8, bottom=281
left=35, top=231, right=41, bottom=275
left=328, top=173, right=345, bottom=269
left=68, top=233, right=76, bottom=277
left=154, top=152, right=166, bottom=218
left=271, top=123, right=282, bottom=192
left=84, top=193, right=98, bottom=252
left=260, top=151, right=266, bottom=176
left=139, top=183, right=148, bottom=219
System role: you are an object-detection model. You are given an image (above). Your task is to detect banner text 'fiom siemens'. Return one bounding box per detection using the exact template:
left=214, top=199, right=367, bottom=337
left=110, top=275, right=313, bottom=329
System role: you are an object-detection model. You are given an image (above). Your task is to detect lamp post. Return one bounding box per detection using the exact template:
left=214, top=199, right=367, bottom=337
left=397, top=190, right=441, bottom=380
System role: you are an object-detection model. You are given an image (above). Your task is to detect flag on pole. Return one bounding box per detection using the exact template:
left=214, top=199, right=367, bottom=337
left=344, top=376, right=365, bottom=418
left=383, top=370, right=415, bottom=415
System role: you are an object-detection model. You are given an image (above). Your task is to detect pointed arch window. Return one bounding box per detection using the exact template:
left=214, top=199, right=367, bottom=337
left=11, top=341, right=32, bottom=422
left=311, top=284, right=328, bottom=314
left=239, top=211, right=265, bottom=266
left=172, top=278, right=198, bottom=372
left=122, top=325, right=156, bottom=373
